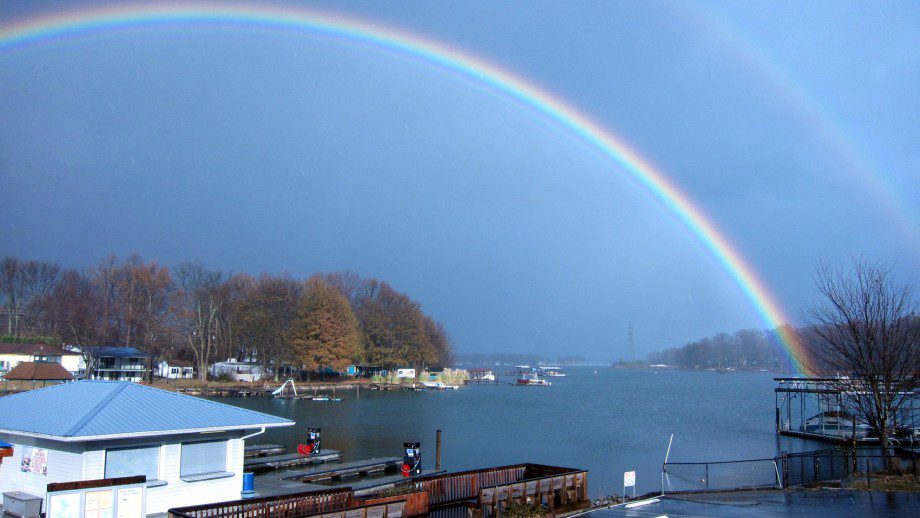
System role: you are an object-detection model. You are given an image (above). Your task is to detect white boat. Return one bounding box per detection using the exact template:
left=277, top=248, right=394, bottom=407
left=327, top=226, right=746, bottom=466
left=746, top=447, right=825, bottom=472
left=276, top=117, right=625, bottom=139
left=421, top=381, right=460, bottom=390
left=800, top=411, right=872, bottom=438
left=307, top=395, right=343, bottom=401
left=539, top=367, right=566, bottom=377
left=468, top=369, right=496, bottom=382
left=516, top=372, right=551, bottom=386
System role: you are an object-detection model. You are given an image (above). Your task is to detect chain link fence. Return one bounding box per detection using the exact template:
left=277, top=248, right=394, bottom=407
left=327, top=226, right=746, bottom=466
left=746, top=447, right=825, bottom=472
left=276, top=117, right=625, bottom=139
left=663, top=448, right=918, bottom=494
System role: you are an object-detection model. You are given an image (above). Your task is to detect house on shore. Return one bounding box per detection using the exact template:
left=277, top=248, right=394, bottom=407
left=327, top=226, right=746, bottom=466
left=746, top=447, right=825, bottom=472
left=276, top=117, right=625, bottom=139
left=158, top=359, right=195, bottom=380
left=0, top=343, right=81, bottom=376
left=345, top=365, right=389, bottom=378
left=0, top=380, right=293, bottom=514
left=2, top=361, right=73, bottom=387
left=74, top=346, right=155, bottom=382
left=209, top=359, right=264, bottom=382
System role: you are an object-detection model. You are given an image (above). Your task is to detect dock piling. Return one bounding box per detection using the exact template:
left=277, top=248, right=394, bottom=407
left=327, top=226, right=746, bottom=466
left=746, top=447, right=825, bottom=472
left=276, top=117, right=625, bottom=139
left=436, top=429, right=442, bottom=471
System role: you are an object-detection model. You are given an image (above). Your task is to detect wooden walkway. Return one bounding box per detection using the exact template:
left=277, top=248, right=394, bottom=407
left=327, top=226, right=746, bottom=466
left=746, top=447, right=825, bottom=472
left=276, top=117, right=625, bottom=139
left=253, top=468, right=443, bottom=499
left=244, top=449, right=342, bottom=473
left=244, top=444, right=285, bottom=458
left=282, top=457, right=402, bottom=483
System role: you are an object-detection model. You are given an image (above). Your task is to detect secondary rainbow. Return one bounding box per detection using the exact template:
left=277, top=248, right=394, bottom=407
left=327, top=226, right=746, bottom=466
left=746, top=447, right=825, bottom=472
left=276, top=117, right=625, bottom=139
left=0, top=3, right=811, bottom=372
left=676, top=3, right=919, bottom=248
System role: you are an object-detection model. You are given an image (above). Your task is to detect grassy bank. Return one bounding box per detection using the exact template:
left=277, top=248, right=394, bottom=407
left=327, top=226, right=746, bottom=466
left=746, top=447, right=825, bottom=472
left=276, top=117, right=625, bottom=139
left=846, top=473, right=920, bottom=492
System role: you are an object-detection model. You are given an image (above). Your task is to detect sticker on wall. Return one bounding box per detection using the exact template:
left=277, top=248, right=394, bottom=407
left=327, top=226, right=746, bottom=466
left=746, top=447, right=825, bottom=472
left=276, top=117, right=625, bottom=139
left=20, top=446, right=48, bottom=475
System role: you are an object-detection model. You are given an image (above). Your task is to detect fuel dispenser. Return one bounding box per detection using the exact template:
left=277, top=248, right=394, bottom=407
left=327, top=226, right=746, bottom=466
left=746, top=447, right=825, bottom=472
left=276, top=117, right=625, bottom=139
left=401, top=442, right=421, bottom=477
left=297, top=427, right=322, bottom=455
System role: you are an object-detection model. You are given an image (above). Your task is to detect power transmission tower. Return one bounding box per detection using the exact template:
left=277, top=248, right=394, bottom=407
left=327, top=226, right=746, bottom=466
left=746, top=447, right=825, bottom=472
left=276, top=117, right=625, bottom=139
left=628, top=324, right=635, bottom=361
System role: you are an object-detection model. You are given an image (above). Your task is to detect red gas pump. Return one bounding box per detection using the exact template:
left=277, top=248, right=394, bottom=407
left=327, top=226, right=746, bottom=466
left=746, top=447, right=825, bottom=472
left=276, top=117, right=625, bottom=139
left=297, top=427, right=321, bottom=456
left=401, top=442, right=421, bottom=477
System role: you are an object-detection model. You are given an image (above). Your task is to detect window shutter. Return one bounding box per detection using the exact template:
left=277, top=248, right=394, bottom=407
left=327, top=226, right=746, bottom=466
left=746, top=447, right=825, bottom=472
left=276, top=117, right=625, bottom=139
left=180, top=441, right=227, bottom=476
left=105, top=446, right=160, bottom=481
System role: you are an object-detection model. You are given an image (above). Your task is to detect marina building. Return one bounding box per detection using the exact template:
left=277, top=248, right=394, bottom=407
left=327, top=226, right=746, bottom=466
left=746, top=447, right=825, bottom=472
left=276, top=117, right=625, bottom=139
left=0, top=380, right=293, bottom=514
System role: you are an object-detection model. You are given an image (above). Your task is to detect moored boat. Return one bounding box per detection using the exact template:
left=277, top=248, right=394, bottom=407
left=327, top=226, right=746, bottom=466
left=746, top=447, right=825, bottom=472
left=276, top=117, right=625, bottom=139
left=800, top=410, right=872, bottom=438
left=516, top=371, right=551, bottom=386
left=468, top=368, right=496, bottom=382
left=421, top=381, right=460, bottom=390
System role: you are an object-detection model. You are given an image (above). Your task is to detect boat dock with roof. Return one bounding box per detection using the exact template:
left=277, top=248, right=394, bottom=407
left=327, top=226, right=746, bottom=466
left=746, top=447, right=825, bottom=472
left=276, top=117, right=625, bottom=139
left=775, top=377, right=919, bottom=444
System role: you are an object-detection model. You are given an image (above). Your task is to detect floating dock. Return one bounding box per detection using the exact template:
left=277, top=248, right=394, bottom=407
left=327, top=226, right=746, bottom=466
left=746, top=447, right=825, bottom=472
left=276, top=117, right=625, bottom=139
left=282, top=457, right=402, bottom=483
left=243, top=449, right=342, bottom=473
left=251, top=458, right=407, bottom=499
left=244, top=444, right=285, bottom=458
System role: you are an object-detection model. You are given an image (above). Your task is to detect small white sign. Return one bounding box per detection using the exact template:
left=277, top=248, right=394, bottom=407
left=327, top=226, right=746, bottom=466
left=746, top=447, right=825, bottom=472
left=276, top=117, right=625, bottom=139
left=116, top=487, right=144, bottom=518
left=624, top=470, right=636, bottom=487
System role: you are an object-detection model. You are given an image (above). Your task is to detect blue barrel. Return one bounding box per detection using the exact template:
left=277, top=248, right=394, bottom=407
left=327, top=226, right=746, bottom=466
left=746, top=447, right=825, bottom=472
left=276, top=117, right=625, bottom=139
left=242, top=472, right=255, bottom=499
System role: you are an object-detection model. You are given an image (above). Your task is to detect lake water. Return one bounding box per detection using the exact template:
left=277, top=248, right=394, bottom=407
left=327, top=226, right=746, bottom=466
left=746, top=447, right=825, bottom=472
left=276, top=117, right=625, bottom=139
left=210, top=368, right=822, bottom=497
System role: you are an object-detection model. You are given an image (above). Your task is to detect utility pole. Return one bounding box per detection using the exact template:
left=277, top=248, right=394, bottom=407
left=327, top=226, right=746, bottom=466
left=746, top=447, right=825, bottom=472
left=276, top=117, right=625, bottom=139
left=628, top=324, right=635, bottom=362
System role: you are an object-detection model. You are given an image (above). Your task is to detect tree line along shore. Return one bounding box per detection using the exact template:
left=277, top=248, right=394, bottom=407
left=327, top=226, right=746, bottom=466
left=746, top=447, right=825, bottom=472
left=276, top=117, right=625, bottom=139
left=0, top=254, right=455, bottom=381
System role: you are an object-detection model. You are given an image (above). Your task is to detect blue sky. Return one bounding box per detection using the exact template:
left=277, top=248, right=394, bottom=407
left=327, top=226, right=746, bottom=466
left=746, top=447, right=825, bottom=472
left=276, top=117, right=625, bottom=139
left=1, top=1, right=917, bottom=359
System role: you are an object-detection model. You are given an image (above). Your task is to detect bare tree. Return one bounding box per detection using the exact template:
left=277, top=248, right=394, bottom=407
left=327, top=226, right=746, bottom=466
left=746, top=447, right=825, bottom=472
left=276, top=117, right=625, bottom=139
left=0, top=257, right=61, bottom=336
left=46, top=269, right=106, bottom=378
left=806, top=257, right=919, bottom=464
left=91, top=254, right=120, bottom=344
left=235, top=274, right=300, bottom=381
left=174, top=262, right=227, bottom=381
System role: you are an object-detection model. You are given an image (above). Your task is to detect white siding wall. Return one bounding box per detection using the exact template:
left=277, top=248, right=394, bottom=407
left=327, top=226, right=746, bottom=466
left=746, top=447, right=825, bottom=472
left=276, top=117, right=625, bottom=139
left=143, top=435, right=244, bottom=514
left=83, top=449, right=105, bottom=479
left=60, top=355, right=81, bottom=374
left=0, top=354, right=30, bottom=371
left=0, top=435, right=84, bottom=512
left=0, top=432, right=247, bottom=515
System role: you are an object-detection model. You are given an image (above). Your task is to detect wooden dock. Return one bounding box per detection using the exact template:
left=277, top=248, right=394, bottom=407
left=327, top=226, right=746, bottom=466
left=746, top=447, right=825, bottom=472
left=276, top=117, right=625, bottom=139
left=180, top=463, right=591, bottom=516
left=252, top=464, right=440, bottom=499
left=244, top=444, right=285, bottom=458
left=244, top=449, right=342, bottom=473
left=282, top=457, right=402, bottom=483
left=176, top=383, right=365, bottom=398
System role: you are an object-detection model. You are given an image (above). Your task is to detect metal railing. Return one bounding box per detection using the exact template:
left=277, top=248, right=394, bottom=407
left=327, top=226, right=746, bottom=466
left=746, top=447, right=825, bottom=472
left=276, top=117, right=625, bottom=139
left=782, top=448, right=918, bottom=487
left=169, top=464, right=589, bottom=518
left=663, top=457, right=781, bottom=492
left=169, top=487, right=352, bottom=518
left=664, top=448, right=919, bottom=494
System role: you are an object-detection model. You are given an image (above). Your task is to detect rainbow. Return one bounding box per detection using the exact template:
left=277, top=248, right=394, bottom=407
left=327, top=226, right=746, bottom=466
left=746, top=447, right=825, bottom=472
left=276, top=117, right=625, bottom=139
left=679, top=3, right=919, bottom=249
left=0, top=3, right=812, bottom=372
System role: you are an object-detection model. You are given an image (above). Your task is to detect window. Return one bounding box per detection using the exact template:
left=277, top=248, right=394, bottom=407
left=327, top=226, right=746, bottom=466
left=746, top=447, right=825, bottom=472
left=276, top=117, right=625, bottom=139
left=105, top=446, right=160, bottom=481
left=180, top=441, right=227, bottom=478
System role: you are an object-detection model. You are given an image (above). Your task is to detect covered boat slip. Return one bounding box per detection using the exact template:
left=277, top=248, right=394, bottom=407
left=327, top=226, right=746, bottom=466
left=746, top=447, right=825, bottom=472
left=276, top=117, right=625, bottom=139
left=169, top=463, right=590, bottom=518
left=774, top=377, right=919, bottom=444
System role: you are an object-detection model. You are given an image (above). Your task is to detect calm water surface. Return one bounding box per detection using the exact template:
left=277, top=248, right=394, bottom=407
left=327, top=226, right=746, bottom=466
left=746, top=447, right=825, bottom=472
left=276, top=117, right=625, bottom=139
left=210, top=368, right=819, bottom=496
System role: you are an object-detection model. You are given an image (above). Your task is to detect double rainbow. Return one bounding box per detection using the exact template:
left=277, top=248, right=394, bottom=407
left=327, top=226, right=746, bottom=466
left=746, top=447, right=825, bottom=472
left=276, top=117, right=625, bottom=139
left=0, top=3, right=811, bottom=372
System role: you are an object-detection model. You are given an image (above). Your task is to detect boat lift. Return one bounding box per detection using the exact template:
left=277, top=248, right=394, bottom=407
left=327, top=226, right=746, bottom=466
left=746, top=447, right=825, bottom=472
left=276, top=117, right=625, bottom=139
left=775, top=377, right=918, bottom=445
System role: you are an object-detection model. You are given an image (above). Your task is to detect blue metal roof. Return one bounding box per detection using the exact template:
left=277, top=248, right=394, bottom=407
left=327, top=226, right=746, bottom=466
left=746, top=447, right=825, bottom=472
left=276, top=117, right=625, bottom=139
left=83, top=346, right=152, bottom=358
left=0, top=381, right=293, bottom=441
